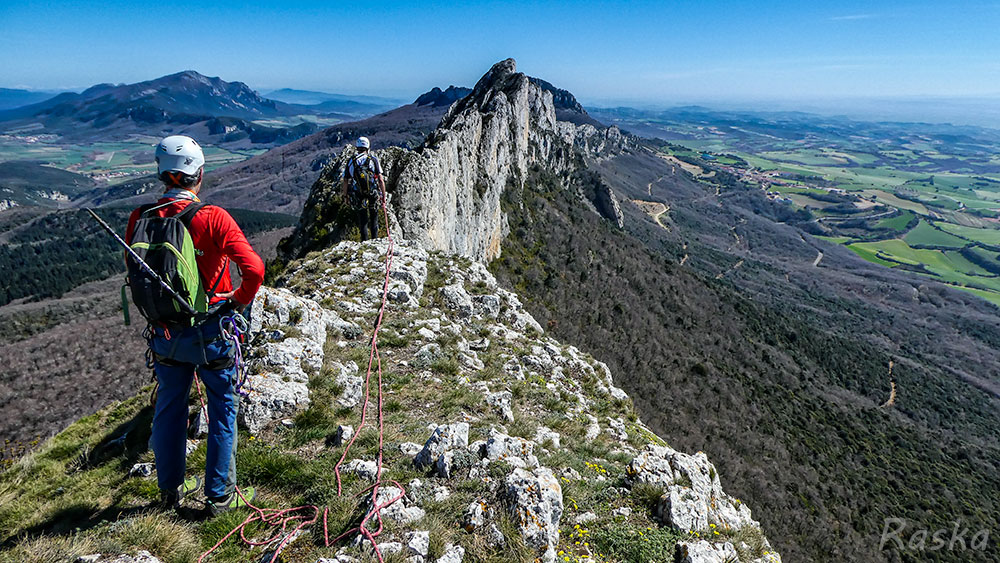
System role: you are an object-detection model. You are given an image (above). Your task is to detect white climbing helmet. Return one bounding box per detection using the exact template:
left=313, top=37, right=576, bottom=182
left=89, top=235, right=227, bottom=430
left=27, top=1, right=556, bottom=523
left=155, top=135, right=205, bottom=176
left=356, top=136, right=370, bottom=149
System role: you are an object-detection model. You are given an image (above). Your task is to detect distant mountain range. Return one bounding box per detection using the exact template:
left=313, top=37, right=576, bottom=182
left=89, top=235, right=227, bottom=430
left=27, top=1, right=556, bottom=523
left=264, top=88, right=406, bottom=108
left=0, top=72, right=403, bottom=148
left=0, top=88, right=64, bottom=111
left=414, top=86, right=472, bottom=107
left=1, top=71, right=295, bottom=122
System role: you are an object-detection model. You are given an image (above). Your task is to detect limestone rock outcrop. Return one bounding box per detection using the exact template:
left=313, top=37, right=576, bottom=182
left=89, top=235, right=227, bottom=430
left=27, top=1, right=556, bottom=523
left=627, top=445, right=756, bottom=532
left=282, top=59, right=631, bottom=264
left=505, top=467, right=563, bottom=563
left=241, top=286, right=356, bottom=434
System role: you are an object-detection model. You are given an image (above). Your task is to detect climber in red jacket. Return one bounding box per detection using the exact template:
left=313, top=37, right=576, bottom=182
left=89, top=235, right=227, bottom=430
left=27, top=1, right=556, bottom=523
left=126, top=135, right=264, bottom=515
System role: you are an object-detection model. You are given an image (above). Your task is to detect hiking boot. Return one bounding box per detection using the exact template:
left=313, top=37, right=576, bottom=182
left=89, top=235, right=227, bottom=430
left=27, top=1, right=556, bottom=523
left=205, top=486, right=256, bottom=517
left=158, top=476, right=202, bottom=510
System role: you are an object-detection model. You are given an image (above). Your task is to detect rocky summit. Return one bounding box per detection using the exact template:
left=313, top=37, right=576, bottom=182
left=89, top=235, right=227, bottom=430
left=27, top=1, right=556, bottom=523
left=280, top=58, right=626, bottom=263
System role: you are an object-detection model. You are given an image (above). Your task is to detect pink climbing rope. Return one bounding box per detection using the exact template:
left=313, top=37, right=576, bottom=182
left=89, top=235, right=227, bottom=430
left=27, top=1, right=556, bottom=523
left=198, top=187, right=402, bottom=563
left=329, top=186, right=403, bottom=561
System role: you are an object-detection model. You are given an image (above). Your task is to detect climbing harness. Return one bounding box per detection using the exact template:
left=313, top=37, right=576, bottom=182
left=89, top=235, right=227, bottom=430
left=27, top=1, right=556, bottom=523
left=199, top=188, right=401, bottom=563
left=220, top=313, right=252, bottom=397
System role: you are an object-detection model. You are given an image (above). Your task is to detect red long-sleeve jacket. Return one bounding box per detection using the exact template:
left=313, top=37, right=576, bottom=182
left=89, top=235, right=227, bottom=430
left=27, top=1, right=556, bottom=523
left=126, top=199, right=264, bottom=306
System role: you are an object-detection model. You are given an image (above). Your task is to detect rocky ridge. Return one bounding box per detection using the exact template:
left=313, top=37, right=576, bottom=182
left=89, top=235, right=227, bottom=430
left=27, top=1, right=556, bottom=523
left=2, top=59, right=777, bottom=563
left=225, top=238, right=781, bottom=563
left=279, top=58, right=628, bottom=263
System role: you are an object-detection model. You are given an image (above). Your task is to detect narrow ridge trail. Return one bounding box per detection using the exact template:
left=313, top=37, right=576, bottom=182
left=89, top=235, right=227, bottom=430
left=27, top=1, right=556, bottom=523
left=880, top=361, right=896, bottom=408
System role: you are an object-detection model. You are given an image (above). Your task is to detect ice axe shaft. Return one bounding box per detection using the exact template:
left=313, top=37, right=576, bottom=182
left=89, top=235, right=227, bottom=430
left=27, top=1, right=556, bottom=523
left=86, top=208, right=197, bottom=316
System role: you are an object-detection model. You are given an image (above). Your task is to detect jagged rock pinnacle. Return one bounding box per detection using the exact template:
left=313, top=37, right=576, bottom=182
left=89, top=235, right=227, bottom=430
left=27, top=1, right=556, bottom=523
left=447, top=58, right=521, bottom=120
left=285, top=58, right=631, bottom=264
left=475, top=58, right=517, bottom=92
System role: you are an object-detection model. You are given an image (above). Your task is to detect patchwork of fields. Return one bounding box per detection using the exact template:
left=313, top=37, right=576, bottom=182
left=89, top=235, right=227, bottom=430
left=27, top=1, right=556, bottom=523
left=647, top=114, right=1000, bottom=305
left=0, top=136, right=264, bottom=184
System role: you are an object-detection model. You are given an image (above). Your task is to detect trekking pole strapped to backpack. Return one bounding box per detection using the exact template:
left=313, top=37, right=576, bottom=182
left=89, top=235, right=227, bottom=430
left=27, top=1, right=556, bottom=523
left=87, top=208, right=198, bottom=317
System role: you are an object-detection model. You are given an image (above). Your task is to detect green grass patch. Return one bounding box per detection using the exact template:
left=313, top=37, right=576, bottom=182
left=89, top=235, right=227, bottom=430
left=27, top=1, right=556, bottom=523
left=938, top=223, right=1000, bottom=245
left=876, top=209, right=915, bottom=232
left=588, top=521, right=685, bottom=562
left=902, top=220, right=967, bottom=247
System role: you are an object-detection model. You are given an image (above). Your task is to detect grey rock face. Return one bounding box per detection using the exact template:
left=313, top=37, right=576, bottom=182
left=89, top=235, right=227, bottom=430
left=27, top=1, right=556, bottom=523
left=485, top=431, right=538, bottom=468
left=242, top=287, right=333, bottom=434
left=505, top=466, right=563, bottom=563
left=374, top=486, right=426, bottom=525
left=414, top=422, right=470, bottom=469
left=405, top=530, right=430, bottom=558
left=675, top=541, right=739, bottom=563
left=628, top=444, right=757, bottom=533
left=440, top=284, right=474, bottom=316
left=343, top=459, right=378, bottom=480
left=389, top=59, right=621, bottom=263
left=331, top=361, right=362, bottom=408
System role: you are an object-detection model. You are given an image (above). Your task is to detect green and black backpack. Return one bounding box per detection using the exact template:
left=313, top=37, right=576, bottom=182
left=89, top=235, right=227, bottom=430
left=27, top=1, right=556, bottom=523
left=126, top=202, right=224, bottom=327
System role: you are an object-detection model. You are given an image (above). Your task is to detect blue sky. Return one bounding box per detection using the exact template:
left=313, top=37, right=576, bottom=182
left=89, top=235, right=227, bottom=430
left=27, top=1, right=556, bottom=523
left=1, top=0, right=998, bottom=105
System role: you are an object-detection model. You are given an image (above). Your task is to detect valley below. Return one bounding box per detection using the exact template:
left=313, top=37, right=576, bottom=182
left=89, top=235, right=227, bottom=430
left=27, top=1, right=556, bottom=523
left=595, top=106, right=1000, bottom=306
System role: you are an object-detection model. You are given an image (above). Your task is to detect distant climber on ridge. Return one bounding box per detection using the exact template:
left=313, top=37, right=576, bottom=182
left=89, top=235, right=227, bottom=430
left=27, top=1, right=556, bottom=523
left=341, top=136, right=386, bottom=241
left=124, top=134, right=264, bottom=515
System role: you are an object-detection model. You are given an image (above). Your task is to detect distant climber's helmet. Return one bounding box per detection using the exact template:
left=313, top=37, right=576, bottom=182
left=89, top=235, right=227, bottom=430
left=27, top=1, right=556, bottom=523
left=356, top=137, right=370, bottom=149
left=155, top=135, right=205, bottom=177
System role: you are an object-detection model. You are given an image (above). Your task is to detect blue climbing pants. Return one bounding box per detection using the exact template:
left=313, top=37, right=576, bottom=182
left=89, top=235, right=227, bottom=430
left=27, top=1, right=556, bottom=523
left=150, top=316, right=238, bottom=500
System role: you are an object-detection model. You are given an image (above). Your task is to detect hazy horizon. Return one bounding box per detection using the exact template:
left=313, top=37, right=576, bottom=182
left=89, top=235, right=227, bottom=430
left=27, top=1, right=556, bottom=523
left=6, top=76, right=999, bottom=129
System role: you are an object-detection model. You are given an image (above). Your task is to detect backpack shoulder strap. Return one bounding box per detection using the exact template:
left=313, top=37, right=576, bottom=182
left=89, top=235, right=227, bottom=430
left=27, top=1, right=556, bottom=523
left=174, top=201, right=207, bottom=228
left=136, top=203, right=159, bottom=218
left=174, top=202, right=227, bottom=297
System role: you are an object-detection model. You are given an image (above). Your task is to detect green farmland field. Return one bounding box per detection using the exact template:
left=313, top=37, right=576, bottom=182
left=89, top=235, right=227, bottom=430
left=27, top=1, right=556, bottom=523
left=937, top=223, right=1000, bottom=245
left=619, top=110, right=1000, bottom=307
left=876, top=210, right=915, bottom=232
left=902, top=220, right=968, bottom=247
left=0, top=137, right=262, bottom=183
